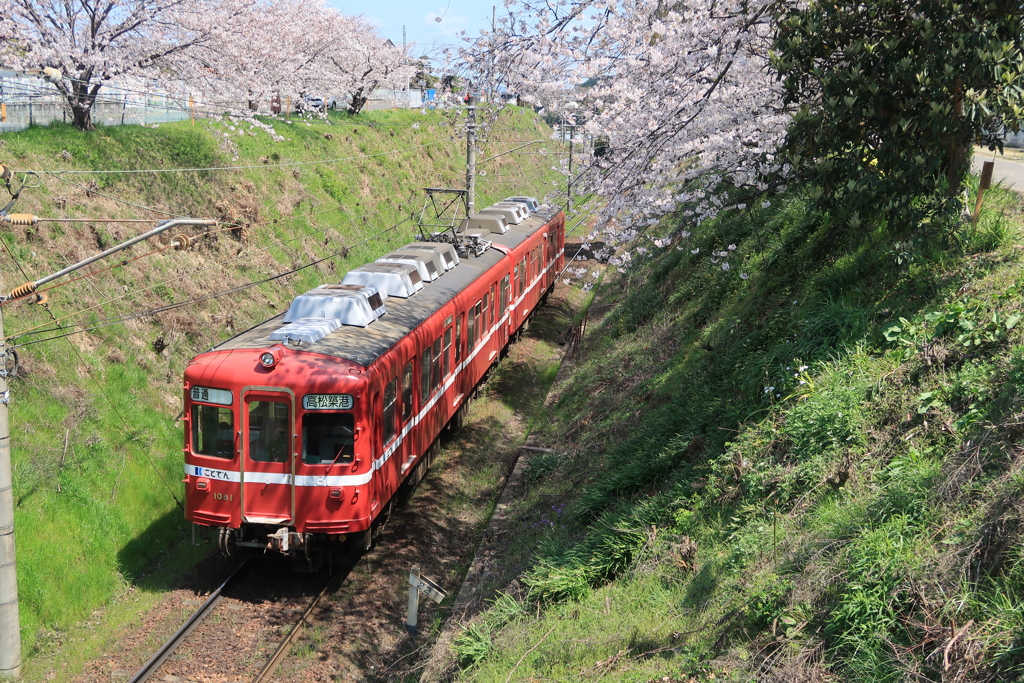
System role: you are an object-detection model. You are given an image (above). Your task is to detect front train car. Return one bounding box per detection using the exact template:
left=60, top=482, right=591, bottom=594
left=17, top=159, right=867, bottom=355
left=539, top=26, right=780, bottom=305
left=184, top=339, right=372, bottom=558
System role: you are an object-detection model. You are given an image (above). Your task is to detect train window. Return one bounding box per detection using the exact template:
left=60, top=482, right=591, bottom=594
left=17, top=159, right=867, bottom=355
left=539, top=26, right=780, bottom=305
left=431, top=337, right=442, bottom=390
left=383, top=377, right=398, bottom=445
left=468, top=306, right=476, bottom=352
left=500, top=275, right=510, bottom=315
left=301, top=413, right=354, bottom=465
left=402, top=362, right=414, bottom=421
left=519, top=258, right=527, bottom=296
left=481, top=294, right=489, bottom=334
left=420, top=347, right=431, bottom=405
left=247, top=400, right=290, bottom=463
left=443, top=327, right=452, bottom=377
left=455, top=315, right=463, bottom=364
left=490, top=284, right=496, bottom=327
left=191, top=405, right=234, bottom=459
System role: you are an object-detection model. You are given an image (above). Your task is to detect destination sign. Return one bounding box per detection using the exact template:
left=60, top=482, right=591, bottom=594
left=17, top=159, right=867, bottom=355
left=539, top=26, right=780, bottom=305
left=190, top=386, right=232, bottom=406
left=303, top=394, right=354, bottom=410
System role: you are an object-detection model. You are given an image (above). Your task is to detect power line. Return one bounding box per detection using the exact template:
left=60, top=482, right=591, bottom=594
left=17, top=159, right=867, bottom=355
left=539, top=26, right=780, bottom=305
left=10, top=215, right=414, bottom=347
left=0, top=224, right=186, bottom=507
left=2, top=201, right=405, bottom=338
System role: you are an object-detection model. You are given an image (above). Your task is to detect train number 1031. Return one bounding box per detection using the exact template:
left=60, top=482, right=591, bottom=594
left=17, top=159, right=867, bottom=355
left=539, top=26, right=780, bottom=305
left=213, top=493, right=234, bottom=501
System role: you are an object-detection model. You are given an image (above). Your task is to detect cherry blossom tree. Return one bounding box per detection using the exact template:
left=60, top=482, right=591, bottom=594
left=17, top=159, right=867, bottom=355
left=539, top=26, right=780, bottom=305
left=0, top=0, right=257, bottom=130
left=330, top=18, right=413, bottom=115
left=0, top=0, right=412, bottom=129
left=465, top=0, right=791, bottom=233
left=171, top=0, right=348, bottom=113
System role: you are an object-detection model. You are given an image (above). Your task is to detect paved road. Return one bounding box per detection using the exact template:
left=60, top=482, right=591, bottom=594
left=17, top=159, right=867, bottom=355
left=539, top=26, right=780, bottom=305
left=972, top=154, right=1024, bottom=192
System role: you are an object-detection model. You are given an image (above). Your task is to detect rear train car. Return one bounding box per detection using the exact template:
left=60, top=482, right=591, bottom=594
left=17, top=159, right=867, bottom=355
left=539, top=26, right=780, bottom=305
left=182, top=202, right=565, bottom=561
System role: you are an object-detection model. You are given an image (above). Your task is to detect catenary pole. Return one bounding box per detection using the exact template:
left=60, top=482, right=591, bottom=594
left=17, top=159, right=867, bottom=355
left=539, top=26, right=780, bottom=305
left=466, top=96, right=477, bottom=215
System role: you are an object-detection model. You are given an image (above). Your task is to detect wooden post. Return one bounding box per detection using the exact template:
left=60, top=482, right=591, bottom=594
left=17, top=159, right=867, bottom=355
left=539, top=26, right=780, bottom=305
left=972, top=160, right=995, bottom=229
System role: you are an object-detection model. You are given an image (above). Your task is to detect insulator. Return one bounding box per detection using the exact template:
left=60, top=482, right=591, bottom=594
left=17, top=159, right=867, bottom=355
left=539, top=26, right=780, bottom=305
left=4, top=214, right=37, bottom=226
left=8, top=282, right=36, bottom=299
left=172, top=234, right=192, bottom=250
left=34, top=292, right=48, bottom=305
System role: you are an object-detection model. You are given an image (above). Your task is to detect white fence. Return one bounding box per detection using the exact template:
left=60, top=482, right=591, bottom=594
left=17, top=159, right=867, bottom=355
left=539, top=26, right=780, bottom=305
left=0, top=73, right=427, bottom=132
left=0, top=73, right=189, bottom=132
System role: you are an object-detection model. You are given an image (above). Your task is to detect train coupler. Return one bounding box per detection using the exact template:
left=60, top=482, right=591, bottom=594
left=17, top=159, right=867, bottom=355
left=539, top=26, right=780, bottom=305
left=266, top=527, right=309, bottom=555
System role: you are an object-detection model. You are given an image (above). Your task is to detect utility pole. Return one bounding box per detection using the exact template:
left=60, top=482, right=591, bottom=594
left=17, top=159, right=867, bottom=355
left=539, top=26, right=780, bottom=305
left=567, top=122, right=577, bottom=211
left=488, top=6, right=496, bottom=103
left=466, top=96, right=477, bottom=215
left=0, top=290, right=19, bottom=679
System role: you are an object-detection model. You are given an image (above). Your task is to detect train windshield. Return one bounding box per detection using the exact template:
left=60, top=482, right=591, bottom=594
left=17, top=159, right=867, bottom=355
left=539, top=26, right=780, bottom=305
left=247, top=400, right=290, bottom=463
left=302, top=413, right=355, bottom=465
left=191, top=405, right=234, bottom=459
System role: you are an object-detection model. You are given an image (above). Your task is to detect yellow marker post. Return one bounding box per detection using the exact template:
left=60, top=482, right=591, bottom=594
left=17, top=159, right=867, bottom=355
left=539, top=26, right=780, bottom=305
left=189, top=97, right=195, bottom=126
left=0, top=104, right=5, bottom=123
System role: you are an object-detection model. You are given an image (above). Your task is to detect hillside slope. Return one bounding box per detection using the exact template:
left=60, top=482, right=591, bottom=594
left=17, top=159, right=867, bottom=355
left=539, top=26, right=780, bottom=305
left=448, top=182, right=1024, bottom=682
left=0, top=106, right=560, bottom=655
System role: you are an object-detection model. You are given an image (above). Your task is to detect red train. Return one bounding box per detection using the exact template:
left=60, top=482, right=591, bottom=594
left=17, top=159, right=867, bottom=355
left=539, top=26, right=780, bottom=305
left=182, top=199, right=565, bottom=564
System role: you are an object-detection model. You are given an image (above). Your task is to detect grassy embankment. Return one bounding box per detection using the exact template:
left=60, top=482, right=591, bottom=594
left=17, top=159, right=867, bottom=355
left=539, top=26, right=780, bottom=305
left=0, top=105, right=561, bottom=661
left=450, top=178, right=1024, bottom=681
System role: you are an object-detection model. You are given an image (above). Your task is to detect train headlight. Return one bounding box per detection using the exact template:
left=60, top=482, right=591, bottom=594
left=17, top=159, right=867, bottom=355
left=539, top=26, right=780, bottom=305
left=260, top=351, right=278, bottom=368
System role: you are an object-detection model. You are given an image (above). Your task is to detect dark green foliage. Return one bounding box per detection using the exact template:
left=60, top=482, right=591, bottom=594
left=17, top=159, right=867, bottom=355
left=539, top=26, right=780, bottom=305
left=774, top=0, right=1024, bottom=222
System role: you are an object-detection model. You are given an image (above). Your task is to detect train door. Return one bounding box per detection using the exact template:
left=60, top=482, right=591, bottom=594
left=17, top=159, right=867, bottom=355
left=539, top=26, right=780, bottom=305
left=240, top=387, right=295, bottom=525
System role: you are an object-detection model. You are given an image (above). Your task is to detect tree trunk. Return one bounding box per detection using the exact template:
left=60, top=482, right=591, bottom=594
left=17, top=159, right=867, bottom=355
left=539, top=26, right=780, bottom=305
left=945, top=75, right=967, bottom=197
left=347, top=87, right=368, bottom=115
left=945, top=140, right=971, bottom=197
left=71, top=105, right=95, bottom=131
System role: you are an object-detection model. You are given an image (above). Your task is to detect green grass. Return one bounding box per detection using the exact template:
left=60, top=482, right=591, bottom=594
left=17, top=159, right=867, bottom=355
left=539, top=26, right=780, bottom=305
left=451, top=183, right=1024, bottom=681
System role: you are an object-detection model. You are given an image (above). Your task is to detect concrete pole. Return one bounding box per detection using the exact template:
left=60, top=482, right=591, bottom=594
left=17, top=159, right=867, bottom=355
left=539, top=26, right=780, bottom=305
left=466, top=96, right=477, bottom=215
left=567, top=124, right=575, bottom=211
left=0, top=291, right=21, bottom=678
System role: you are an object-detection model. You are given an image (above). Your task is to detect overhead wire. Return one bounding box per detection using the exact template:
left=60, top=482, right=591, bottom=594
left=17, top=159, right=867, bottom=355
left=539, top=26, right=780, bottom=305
left=4, top=176, right=432, bottom=339
left=9, top=213, right=415, bottom=347
left=0, top=218, right=186, bottom=507
left=3, top=200, right=404, bottom=338
left=4, top=105, right=569, bottom=342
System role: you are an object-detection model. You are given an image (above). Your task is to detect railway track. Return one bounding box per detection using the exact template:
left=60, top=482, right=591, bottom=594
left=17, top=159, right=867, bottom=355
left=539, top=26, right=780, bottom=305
left=128, top=555, right=351, bottom=683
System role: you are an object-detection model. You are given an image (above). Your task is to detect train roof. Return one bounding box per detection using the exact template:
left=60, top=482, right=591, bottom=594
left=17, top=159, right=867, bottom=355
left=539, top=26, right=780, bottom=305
left=210, top=208, right=559, bottom=369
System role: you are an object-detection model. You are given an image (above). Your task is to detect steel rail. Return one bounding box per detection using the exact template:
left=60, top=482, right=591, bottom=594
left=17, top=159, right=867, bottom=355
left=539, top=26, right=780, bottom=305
left=128, top=559, right=250, bottom=683
left=251, top=567, right=346, bottom=683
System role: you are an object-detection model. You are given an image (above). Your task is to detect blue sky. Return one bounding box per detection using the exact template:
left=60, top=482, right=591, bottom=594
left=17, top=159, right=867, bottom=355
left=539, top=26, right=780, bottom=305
left=328, top=0, right=494, bottom=59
